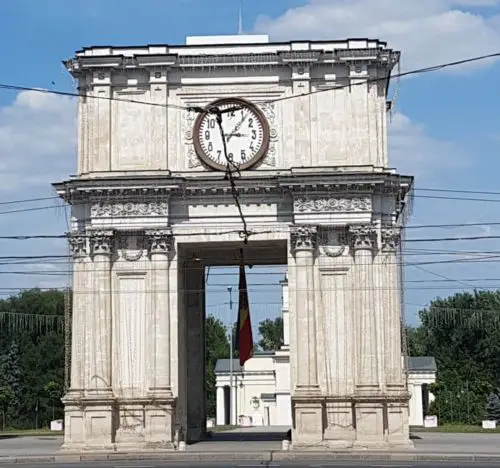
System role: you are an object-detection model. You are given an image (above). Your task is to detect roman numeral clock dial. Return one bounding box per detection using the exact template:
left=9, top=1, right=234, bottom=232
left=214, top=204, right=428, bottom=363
left=192, top=97, right=271, bottom=171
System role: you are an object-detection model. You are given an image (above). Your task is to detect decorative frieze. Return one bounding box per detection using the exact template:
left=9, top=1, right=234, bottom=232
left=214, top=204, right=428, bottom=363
left=68, top=234, right=88, bottom=258
left=381, top=227, right=402, bottom=251
left=290, top=225, right=317, bottom=252
left=348, top=224, right=377, bottom=251
left=294, top=196, right=371, bottom=213
left=91, top=202, right=169, bottom=218
left=89, top=230, right=114, bottom=256
left=145, top=229, right=174, bottom=256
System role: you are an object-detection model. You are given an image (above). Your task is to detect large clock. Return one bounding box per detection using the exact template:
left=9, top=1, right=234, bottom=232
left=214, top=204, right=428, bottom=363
left=192, top=97, right=270, bottom=171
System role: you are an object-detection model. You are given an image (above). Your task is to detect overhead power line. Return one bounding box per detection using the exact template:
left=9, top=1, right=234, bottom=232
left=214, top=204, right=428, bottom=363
left=0, top=51, right=499, bottom=111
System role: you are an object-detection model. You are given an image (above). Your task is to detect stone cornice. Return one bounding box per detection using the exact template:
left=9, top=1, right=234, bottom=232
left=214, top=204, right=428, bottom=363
left=53, top=171, right=413, bottom=202
left=65, top=41, right=399, bottom=75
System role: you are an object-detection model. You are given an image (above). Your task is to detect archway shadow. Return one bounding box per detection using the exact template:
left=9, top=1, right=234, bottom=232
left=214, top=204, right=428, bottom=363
left=191, top=428, right=289, bottom=445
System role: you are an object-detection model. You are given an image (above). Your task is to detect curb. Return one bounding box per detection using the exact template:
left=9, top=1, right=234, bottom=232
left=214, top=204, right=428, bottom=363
left=2, top=451, right=500, bottom=464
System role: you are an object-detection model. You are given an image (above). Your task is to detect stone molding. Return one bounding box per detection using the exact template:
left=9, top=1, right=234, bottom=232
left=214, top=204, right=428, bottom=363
left=381, top=227, right=402, bottom=252
left=145, top=229, right=174, bottom=257
left=290, top=225, right=317, bottom=253
left=348, top=224, right=377, bottom=251
left=91, top=201, right=169, bottom=218
left=294, top=196, right=371, bottom=213
left=89, top=230, right=114, bottom=257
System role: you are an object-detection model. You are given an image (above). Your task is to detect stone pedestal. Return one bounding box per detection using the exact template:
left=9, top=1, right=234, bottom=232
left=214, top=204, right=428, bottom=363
left=144, top=397, right=176, bottom=449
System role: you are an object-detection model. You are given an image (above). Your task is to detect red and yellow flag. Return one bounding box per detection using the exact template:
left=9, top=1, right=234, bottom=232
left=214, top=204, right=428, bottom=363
left=235, top=249, right=254, bottom=366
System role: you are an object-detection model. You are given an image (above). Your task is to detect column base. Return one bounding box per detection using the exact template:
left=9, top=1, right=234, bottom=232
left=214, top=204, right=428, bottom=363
left=61, top=393, right=116, bottom=451
left=291, top=394, right=324, bottom=448
left=144, top=394, right=177, bottom=449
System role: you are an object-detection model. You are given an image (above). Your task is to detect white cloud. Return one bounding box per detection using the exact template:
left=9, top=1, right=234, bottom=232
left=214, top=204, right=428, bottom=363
left=388, top=112, right=470, bottom=175
left=0, top=90, right=76, bottom=194
left=254, top=0, right=500, bottom=71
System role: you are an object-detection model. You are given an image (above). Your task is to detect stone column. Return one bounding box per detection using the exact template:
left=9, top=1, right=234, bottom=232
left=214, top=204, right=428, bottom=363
left=146, top=229, right=174, bottom=396
left=349, top=224, right=379, bottom=392
left=216, top=386, right=225, bottom=426
left=61, top=232, right=89, bottom=450
left=88, top=230, right=114, bottom=395
left=67, top=233, right=88, bottom=393
left=290, top=225, right=324, bottom=448
left=280, top=276, right=290, bottom=348
left=381, top=227, right=404, bottom=388
left=291, top=225, right=320, bottom=392
left=144, top=229, right=175, bottom=448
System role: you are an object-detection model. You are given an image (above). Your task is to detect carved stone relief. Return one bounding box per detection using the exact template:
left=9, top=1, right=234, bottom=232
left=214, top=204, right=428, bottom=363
left=116, top=231, right=145, bottom=262
left=145, top=229, right=174, bottom=257
left=294, top=196, right=371, bottom=213
left=290, top=225, right=317, bottom=252
left=183, top=106, right=202, bottom=169
left=91, top=202, right=169, bottom=218
left=348, top=224, right=377, bottom=251
left=381, top=227, right=402, bottom=251
left=89, top=230, right=114, bottom=256
left=68, top=234, right=88, bottom=258
left=260, top=102, right=278, bottom=168
left=318, top=228, right=347, bottom=258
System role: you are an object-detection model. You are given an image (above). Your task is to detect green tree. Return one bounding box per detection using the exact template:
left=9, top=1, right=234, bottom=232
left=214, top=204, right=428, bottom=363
left=486, top=390, right=500, bottom=422
left=414, top=290, right=500, bottom=424
left=258, top=317, right=283, bottom=351
left=0, top=385, right=13, bottom=431
left=205, top=315, right=230, bottom=418
left=44, top=381, right=62, bottom=420
left=0, top=289, right=65, bottom=429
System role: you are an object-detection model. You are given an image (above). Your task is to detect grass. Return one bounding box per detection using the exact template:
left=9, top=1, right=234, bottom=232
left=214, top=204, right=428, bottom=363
left=411, top=424, right=500, bottom=433
left=0, top=428, right=63, bottom=437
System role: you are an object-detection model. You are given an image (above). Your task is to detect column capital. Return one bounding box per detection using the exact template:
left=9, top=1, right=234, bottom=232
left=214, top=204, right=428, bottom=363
left=348, top=224, right=377, bottom=251
left=381, top=226, right=402, bottom=251
left=290, top=225, right=317, bottom=253
left=145, top=229, right=174, bottom=256
left=89, top=230, right=114, bottom=257
left=68, top=232, right=88, bottom=259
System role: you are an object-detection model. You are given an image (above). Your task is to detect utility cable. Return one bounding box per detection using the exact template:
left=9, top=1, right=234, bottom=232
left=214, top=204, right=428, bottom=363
left=1, top=51, right=499, bottom=112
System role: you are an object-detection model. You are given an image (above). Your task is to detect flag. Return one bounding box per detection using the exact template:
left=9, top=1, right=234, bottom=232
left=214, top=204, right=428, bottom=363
left=235, top=249, right=254, bottom=366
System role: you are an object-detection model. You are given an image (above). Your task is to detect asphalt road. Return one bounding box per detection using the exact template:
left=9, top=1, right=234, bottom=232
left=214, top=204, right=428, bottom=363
left=2, top=461, right=500, bottom=468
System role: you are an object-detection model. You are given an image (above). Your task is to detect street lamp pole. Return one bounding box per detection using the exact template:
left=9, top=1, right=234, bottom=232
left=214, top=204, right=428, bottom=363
left=228, top=287, right=234, bottom=426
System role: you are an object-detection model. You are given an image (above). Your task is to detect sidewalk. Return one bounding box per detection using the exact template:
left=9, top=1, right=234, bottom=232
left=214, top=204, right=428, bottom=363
left=0, top=428, right=500, bottom=464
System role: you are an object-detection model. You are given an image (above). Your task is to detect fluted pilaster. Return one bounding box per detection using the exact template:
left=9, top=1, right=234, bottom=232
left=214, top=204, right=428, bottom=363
left=349, top=224, right=379, bottom=392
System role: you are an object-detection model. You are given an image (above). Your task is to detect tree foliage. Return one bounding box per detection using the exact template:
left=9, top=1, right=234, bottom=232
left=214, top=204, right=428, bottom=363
left=258, top=317, right=283, bottom=351
left=409, top=290, right=500, bottom=424
left=486, top=390, right=500, bottom=422
left=0, top=289, right=65, bottom=429
left=205, top=315, right=230, bottom=418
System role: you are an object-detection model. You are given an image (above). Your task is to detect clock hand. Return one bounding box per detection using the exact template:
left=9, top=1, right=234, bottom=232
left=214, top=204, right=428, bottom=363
left=227, top=111, right=250, bottom=142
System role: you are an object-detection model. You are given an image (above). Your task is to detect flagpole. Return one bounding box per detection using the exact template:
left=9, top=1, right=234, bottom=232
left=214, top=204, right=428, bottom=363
left=228, top=286, right=234, bottom=426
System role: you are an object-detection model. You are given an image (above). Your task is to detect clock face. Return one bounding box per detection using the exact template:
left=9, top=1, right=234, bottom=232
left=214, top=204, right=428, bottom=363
left=192, top=98, right=270, bottom=171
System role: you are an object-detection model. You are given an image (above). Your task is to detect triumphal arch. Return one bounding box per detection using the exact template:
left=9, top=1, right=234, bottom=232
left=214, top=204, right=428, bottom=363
left=53, top=34, right=413, bottom=452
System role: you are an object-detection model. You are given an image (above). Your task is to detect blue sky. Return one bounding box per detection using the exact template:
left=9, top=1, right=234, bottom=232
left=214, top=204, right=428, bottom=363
left=1, top=0, right=500, bottom=334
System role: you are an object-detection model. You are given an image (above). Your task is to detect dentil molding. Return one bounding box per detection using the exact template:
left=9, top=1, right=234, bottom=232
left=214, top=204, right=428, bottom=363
left=294, top=196, right=371, bottom=213
left=290, top=225, right=317, bottom=252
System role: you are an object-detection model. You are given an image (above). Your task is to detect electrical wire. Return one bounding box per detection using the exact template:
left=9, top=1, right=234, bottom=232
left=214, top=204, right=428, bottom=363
left=1, top=51, right=499, bottom=112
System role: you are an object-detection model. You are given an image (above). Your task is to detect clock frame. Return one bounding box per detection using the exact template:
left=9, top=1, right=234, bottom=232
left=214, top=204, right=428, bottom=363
left=192, top=97, right=271, bottom=171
